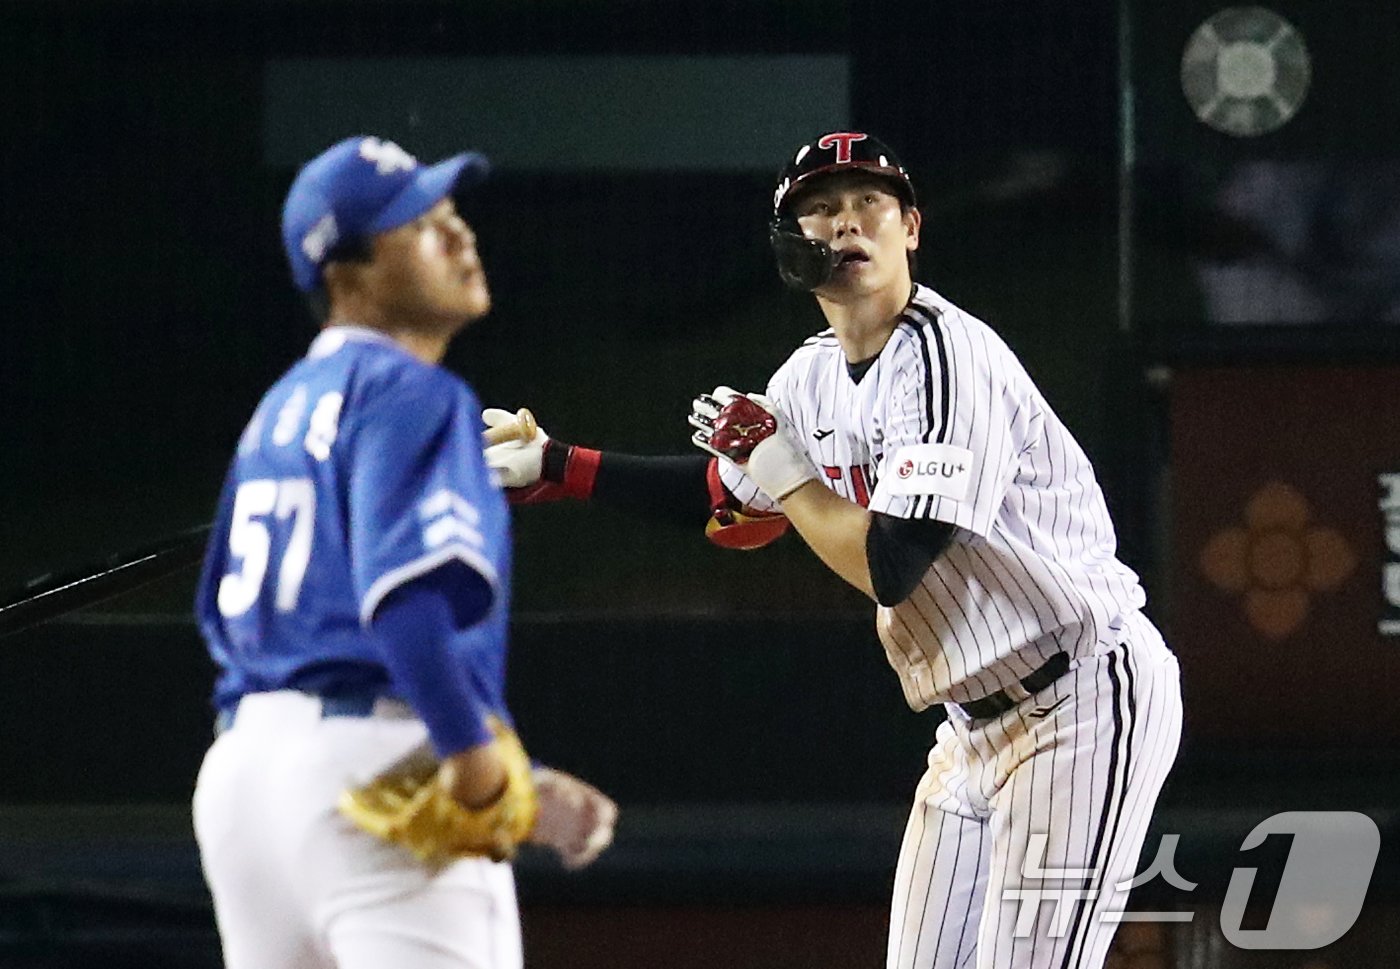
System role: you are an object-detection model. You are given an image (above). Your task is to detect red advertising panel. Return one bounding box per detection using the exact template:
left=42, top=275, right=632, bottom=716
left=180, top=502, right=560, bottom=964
left=1171, top=367, right=1400, bottom=744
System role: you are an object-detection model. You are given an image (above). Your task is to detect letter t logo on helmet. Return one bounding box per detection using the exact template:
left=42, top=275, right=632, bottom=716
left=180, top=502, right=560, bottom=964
left=772, top=131, right=915, bottom=216
left=816, top=132, right=868, bottom=164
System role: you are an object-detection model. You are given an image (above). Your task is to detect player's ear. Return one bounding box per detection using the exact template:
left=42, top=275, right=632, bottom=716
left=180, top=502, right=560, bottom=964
left=904, top=206, right=921, bottom=252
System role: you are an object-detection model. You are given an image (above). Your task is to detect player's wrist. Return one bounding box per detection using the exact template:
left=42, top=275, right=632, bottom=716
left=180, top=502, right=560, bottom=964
left=441, top=743, right=509, bottom=809
left=746, top=432, right=818, bottom=500
left=541, top=441, right=601, bottom=500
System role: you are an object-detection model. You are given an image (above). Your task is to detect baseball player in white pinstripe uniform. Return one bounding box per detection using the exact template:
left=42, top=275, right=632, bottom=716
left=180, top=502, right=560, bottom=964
left=485, top=131, right=1182, bottom=969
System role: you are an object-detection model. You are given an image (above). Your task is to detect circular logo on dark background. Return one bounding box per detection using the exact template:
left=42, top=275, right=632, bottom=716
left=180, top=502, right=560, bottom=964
left=1181, top=6, right=1310, bottom=137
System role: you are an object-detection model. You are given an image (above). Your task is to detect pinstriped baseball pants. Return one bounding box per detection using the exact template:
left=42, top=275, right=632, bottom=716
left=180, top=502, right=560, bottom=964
left=888, top=613, right=1183, bottom=969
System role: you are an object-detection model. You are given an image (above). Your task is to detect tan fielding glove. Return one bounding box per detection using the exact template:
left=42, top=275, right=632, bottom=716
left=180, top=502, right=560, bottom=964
left=339, top=716, right=538, bottom=864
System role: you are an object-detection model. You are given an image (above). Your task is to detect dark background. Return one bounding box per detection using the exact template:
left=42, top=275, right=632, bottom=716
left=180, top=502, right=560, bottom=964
left=2, top=1, right=1397, bottom=966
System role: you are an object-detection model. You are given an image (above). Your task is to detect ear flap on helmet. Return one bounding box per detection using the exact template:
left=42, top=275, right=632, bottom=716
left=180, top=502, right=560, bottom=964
left=768, top=216, right=838, bottom=291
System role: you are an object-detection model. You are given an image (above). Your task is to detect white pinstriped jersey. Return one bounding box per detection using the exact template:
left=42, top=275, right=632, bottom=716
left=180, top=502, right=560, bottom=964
left=721, top=285, right=1145, bottom=711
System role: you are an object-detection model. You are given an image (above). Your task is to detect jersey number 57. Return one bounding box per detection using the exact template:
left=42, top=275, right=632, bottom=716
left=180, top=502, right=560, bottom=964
left=217, top=478, right=316, bottom=617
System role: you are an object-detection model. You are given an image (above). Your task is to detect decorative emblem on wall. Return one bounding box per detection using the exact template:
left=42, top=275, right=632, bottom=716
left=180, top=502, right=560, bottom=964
left=1199, top=482, right=1356, bottom=639
left=1181, top=6, right=1311, bottom=137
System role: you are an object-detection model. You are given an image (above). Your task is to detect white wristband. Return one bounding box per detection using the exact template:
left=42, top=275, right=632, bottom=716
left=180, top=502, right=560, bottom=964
left=746, top=429, right=819, bottom=500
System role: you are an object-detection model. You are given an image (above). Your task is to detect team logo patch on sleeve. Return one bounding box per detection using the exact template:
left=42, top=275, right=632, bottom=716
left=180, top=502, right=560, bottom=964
left=418, top=489, right=484, bottom=549
left=884, top=443, right=974, bottom=499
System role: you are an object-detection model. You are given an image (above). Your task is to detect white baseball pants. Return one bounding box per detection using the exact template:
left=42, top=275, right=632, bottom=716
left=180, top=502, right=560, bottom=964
left=193, top=691, right=522, bottom=969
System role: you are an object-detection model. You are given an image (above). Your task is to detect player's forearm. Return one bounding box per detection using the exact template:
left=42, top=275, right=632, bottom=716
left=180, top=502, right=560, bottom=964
left=591, top=451, right=713, bottom=526
left=528, top=443, right=712, bottom=526
left=371, top=574, right=495, bottom=757
left=777, top=481, right=877, bottom=600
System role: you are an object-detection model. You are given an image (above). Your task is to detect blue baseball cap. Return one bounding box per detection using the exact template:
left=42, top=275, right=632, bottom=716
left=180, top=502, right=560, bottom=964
left=281, top=135, right=490, bottom=292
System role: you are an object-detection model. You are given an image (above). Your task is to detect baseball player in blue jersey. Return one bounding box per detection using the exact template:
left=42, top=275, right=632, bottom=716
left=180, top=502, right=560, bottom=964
left=192, top=135, right=615, bottom=969
left=485, top=132, right=1182, bottom=969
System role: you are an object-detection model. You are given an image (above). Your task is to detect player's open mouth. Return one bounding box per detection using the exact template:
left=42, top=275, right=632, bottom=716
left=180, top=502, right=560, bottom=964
left=835, top=249, right=870, bottom=267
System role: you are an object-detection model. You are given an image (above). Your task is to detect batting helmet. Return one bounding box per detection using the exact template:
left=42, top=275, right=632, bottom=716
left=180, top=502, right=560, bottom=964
left=768, top=132, right=917, bottom=291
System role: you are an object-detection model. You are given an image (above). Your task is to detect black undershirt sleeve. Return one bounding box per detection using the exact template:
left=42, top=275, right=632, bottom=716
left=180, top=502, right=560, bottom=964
left=589, top=452, right=713, bottom=527
left=866, top=512, right=957, bottom=607
left=577, top=450, right=956, bottom=592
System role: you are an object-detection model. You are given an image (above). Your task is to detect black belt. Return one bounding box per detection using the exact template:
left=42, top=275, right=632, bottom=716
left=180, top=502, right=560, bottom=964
left=955, top=652, right=1071, bottom=719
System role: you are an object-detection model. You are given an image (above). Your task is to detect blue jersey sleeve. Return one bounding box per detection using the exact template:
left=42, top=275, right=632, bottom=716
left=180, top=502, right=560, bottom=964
left=348, top=369, right=499, bottom=628
left=372, top=572, right=494, bottom=756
